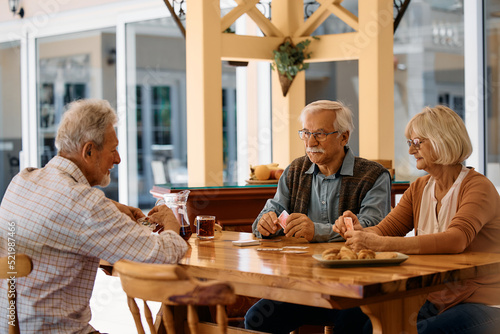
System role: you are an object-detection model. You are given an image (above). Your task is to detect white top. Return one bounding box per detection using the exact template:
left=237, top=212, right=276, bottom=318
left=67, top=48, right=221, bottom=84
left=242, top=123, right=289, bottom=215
left=417, top=166, right=470, bottom=236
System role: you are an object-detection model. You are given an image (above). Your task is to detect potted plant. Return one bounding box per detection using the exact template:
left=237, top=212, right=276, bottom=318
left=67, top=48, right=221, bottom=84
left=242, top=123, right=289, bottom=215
left=272, top=36, right=318, bottom=96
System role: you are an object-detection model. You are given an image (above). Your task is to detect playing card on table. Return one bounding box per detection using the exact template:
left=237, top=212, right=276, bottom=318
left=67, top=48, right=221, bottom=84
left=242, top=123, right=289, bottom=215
left=344, top=217, right=354, bottom=231
left=278, top=210, right=289, bottom=229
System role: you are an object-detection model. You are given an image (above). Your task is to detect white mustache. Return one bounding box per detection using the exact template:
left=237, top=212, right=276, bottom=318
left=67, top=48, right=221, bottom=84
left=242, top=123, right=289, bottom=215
left=306, top=148, right=325, bottom=153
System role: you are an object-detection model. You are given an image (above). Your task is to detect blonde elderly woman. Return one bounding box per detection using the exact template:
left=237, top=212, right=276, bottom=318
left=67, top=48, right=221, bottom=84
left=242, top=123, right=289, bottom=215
left=334, top=105, right=500, bottom=334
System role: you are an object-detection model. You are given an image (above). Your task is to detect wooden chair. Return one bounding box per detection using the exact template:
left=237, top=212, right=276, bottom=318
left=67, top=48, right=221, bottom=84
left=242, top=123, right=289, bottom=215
left=114, top=260, right=236, bottom=334
left=0, top=254, right=33, bottom=334
left=372, top=159, right=394, bottom=179
left=290, top=326, right=333, bottom=334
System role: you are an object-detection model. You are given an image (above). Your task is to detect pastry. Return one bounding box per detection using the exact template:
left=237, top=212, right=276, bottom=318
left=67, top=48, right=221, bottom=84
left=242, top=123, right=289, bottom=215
left=358, top=249, right=376, bottom=259
left=339, top=246, right=357, bottom=260
left=322, top=248, right=340, bottom=260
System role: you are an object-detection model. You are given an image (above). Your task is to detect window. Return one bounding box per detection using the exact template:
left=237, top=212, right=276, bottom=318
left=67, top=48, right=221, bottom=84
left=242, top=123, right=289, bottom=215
left=36, top=29, right=118, bottom=199
left=0, top=41, right=22, bottom=198
left=126, top=18, right=238, bottom=209
left=393, top=1, right=464, bottom=181
left=486, top=0, right=500, bottom=191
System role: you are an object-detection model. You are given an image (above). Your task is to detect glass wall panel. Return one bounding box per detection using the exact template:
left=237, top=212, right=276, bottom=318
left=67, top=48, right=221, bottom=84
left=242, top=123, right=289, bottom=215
left=486, top=0, right=500, bottom=191
left=36, top=28, right=117, bottom=199
left=0, top=41, right=22, bottom=199
left=126, top=18, right=238, bottom=209
left=305, top=0, right=466, bottom=183
left=394, top=1, right=465, bottom=182
left=306, top=60, right=359, bottom=155
left=304, top=0, right=364, bottom=156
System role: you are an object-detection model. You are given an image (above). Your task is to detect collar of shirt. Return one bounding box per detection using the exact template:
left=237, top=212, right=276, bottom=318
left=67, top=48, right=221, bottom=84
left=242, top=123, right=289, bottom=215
left=48, top=155, right=91, bottom=186
left=305, top=145, right=354, bottom=179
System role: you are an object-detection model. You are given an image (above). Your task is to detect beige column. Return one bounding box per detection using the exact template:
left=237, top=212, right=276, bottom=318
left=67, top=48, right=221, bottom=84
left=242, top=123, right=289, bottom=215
left=358, top=0, right=394, bottom=161
left=186, top=0, right=223, bottom=186
left=271, top=0, right=306, bottom=168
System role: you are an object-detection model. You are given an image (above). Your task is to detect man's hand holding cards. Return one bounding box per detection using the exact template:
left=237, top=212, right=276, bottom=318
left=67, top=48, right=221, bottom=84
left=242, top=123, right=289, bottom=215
left=278, top=210, right=289, bottom=230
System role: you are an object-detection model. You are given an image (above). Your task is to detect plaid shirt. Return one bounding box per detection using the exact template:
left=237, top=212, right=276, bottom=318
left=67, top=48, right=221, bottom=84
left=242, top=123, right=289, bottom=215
left=0, top=156, right=188, bottom=333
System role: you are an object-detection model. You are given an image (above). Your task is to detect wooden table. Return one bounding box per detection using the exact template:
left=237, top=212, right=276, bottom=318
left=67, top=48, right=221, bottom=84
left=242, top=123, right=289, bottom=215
left=180, top=231, right=500, bottom=334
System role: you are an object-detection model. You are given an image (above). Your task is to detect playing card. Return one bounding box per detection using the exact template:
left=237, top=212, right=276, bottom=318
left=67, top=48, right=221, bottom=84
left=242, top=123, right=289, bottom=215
left=344, top=217, right=354, bottom=231
left=278, top=210, right=289, bottom=229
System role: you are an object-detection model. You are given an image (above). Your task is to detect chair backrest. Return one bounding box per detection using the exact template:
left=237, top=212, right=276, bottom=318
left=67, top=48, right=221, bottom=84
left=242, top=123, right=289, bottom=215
left=114, top=260, right=236, bottom=334
left=372, top=159, right=394, bottom=179
left=0, top=254, right=33, bottom=334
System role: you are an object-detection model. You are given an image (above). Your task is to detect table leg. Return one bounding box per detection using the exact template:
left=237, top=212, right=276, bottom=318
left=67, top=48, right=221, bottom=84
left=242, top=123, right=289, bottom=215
left=360, top=294, right=426, bottom=334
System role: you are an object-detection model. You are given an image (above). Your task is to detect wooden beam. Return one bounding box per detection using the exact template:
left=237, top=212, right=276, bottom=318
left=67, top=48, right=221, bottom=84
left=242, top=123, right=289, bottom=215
left=186, top=0, right=224, bottom=186
left=220, top=33, right=360, bottom=63
left=358, top=0, right=394, bottom=161
left=324, top=2, right=359, bottom=31
left=221, top=0, right=260, bottom=32
left=221, top=34, right=283, bottom=61
left=295, top=0, right=335, bottom=36
left=162, top=0, right=186, bottom=38
left=299, top=33, right=360, bottom=62
left=244, top=6, right=284, bottom=37
left=297, top=0, right=359, bottom=36
left=271, top=0, right=305, bottom=167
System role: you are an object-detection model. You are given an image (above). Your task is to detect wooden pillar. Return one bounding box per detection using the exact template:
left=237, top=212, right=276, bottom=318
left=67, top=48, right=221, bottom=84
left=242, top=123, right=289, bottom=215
left=271, top=0, right=306, bottom=168
left=358, top=0, right=394, bottom=161
left=186, top=0, right=224, bottom=186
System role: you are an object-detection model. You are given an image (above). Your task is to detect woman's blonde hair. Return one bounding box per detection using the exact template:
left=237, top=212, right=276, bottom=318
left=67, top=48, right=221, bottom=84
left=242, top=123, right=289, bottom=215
left=299, top=100, right=354, bottom=141
left=404, top=105, right=472, bottom=165
left=55, top=99, right=118, bottom=155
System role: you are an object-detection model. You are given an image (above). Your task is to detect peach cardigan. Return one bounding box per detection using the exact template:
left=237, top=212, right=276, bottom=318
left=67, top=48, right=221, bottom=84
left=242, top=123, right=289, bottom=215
left=368, top=168, right=500, bottom=311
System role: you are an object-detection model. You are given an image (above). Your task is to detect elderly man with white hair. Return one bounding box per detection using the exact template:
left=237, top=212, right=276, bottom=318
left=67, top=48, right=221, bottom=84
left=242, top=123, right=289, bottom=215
left=0, top=99, right=187, bottom=334
left=252, top=100, right=391, bottom=242
left=246, top=100, right=391, bottom=333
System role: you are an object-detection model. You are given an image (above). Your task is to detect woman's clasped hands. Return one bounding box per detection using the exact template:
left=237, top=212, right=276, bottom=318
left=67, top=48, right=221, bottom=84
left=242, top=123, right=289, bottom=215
left=333, top=211, right=382, bottom=253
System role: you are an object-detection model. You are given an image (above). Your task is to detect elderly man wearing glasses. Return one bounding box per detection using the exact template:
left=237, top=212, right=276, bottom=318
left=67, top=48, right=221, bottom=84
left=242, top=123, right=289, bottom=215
left=252, top=100, right=391, bottom=243
left=245, top=100, right=392, bottom=333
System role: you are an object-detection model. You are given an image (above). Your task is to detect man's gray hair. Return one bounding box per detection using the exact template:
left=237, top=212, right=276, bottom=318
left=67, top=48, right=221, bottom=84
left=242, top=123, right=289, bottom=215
left=55, top=99, right=118, bottom=155
left=299, top=100, right=355, bottom=137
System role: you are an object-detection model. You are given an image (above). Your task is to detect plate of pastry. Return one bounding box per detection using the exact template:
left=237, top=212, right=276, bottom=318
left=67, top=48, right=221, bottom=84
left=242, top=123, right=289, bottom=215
left=313, top=246, right=408, bottom=267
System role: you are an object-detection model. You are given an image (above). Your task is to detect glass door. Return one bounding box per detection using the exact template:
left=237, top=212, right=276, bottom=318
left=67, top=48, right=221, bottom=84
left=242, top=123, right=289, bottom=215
left=125, top=17, right=238, bottom=209
left=486, top=0, right=500, bottom=191
left=0, top=41, right=22, bottom=199
left=393, top=1, right=465, bottom=182
left=36, top=28, right=118, bottom=199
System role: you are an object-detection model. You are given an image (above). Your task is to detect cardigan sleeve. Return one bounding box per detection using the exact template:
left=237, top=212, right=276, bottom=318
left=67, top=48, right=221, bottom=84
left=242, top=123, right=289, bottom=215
left=366, top=180, right=417, bottom=237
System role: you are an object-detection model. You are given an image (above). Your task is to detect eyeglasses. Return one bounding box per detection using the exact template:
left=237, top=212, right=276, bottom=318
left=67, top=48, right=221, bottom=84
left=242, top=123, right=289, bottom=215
left=407, top=138, right=424, bottom=150
left=298, top=130, right=339, bottom=142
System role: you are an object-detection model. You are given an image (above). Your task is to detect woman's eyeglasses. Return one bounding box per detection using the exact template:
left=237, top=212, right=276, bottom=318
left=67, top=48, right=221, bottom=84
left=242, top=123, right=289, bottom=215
left=407, top=138, right=424, bottom=150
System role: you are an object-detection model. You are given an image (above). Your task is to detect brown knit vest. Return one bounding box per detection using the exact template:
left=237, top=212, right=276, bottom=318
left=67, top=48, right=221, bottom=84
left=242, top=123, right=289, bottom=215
left=286, top=155, right=389, bottom=216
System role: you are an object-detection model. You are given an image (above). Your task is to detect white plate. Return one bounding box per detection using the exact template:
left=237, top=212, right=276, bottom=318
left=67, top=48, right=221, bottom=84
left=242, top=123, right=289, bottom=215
left=312, top=252, right=409, bottom=267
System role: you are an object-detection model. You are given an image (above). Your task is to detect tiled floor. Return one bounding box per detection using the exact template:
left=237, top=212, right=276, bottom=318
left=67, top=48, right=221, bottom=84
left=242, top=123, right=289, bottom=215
left=89, top=269, right=161, bottom=334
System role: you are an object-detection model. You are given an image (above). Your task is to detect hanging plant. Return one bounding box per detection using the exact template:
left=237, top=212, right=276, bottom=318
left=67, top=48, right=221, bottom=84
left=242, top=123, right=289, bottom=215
left=272, top=36, right=318, bottom=96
